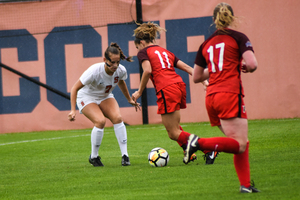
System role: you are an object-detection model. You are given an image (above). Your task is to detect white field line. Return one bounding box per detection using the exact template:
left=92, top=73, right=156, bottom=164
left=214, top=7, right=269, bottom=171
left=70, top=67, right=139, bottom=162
left=2, top=119, right=296, bottom=146
left=0, top=134, right=90, bottom=146
left=0, top=126, right=165, bottom=146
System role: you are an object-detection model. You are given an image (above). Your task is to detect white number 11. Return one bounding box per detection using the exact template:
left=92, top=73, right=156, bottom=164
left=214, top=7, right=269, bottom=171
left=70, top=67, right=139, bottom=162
left=155, top=50, right=171, bottom=69
left=207, top=42, right=225, bottom=72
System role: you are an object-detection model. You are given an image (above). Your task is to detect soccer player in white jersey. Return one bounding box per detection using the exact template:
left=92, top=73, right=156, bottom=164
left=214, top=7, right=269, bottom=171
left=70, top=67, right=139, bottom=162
left=68, top=43, right=140, bottom=167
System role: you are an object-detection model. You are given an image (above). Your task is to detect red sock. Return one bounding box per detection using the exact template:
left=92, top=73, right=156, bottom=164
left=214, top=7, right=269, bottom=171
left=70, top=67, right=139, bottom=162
left=177, top=131, right=190, bottom=148
left=198, top=137, right=240, bottom=154
left=234, top=141, right=251, bottom=187
left=179, top=126, right=183, bottom=131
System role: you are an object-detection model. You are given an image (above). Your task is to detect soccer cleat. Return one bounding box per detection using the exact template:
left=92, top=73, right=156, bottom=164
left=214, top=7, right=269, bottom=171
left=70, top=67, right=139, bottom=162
left=204, top=151, right=219, bottom=165
left=183, top=151, right=197, bottom=163
left=121, top=155, right=131, bottom=166
left=182, top=144, right=197, bottom=163
left=240, top=181, right=260, bottom=193
left=183, top=134, right=200, bottom=164
left=190, top=153, right=197, bottom=162
left=89, top=155, right=104, bottom=167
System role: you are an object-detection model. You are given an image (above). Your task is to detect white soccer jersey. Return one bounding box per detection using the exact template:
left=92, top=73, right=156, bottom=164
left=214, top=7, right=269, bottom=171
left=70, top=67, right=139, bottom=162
left=77, top=62, right=127, bottom=99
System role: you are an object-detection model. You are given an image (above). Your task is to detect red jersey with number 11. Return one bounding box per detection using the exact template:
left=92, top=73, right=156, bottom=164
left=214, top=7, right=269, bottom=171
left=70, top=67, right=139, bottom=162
left=137, top=45, right=183, bottom=93
left=194, top=29, right=254, bottom=96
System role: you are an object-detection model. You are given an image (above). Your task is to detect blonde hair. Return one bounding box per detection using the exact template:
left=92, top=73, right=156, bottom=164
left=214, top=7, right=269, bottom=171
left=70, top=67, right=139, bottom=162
left=133, top=22, right=166, bottom=44
left=213, top=2, right=236, bottom=30
left=105, top=42, right=133, bottom=62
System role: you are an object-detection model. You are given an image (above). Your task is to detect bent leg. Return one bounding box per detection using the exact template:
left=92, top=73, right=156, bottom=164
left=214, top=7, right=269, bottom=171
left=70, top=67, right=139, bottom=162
left=161, top=110, right=183, bottom=141
left=161, top=110, right=192, bottom=150
left=220, top=117, right=248, bottom=153
left=100, top=98, right=128, bottom=157
left=82, top=103, right=106, bottom=128
left=221, top=118, right=251, bottom=187
left=198, top=137, right=240, bottom=153
left=196, top=118, right=248, bottom=154
left=99, top=98, right=123, bottom=124
left=81, top=103, right=106, bottom=158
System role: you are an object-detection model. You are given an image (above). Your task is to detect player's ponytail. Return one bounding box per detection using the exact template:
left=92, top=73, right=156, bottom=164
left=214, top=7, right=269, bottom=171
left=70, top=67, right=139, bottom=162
left=213, top=3, right=235, bottom=30
left=105, top=42, right=133, bottom=62
left=133, top=22, right=166, bottom=44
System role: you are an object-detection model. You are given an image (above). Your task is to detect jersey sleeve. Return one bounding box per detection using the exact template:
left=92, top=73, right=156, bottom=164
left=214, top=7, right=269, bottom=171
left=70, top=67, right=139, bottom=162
left=118, top=65, right=128, bottom=81
left=79, top=65, right=95, bottom=85
left=237, top=33, right=254, bottom=55
left=137, top=48, right=149, bottom=64
left=172, top=54, right=179, bottom=67
left=194, top=44, right=207, bottom=68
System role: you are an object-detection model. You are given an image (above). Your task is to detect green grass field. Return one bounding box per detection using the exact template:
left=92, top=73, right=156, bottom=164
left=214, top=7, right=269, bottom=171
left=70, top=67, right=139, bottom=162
left=0, top=118, right=299, bottom=200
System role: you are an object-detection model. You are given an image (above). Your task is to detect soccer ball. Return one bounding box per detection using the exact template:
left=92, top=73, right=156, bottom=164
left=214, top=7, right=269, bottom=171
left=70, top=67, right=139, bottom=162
left=148, top=147, right=169, bottom=167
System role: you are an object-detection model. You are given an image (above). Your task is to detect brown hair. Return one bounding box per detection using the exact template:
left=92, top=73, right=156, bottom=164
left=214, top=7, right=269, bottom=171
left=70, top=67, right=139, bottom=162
left=105, top=42, right=133, bottom=62
left=133, top=22, right=166, bottom=44
left=213, top=2, right=236, bottom=30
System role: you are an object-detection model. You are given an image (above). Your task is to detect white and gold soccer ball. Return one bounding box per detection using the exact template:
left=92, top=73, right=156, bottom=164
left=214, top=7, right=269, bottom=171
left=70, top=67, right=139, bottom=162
left=148, top=147, right=169, bottom=167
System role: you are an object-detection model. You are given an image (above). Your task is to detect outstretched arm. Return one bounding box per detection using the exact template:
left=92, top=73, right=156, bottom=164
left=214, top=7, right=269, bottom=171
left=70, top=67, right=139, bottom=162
left=176, top=60, right=194, bottom=75
left=132, top=60, right=152, bottom=102
left=118, top=80, right=140, bottom=111
left=176, top=60, right=208, bottom=90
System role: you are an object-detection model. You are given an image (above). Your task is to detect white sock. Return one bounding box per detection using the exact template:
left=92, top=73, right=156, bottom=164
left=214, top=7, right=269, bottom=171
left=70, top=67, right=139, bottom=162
left=114, top=122, right=128, bottom=157
left=91, top=126, right=104, bottom=158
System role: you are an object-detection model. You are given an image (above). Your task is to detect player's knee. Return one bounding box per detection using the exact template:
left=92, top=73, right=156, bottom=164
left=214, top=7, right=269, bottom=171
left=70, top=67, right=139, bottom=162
left=94, top=119, right=106, bottom=128
left=238, top=141, right=248, bottom=153
left=111, top=115, right=123, bottom=124
left=167, top=130, right=179, bottom=141
left=168, top=134, right=176, bottom=141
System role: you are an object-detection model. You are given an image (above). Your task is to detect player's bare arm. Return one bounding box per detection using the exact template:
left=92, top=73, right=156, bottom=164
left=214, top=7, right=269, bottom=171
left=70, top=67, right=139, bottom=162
left=118, top=80, right=141, bottom=111
left=193, top=64, right=209, bottom=83
left=176, top=60, right=193, bottom=75
left=241, top=50, right=257, bottom=73
left=68, top=79, right=84, bottom=121
left=132, top=60, right=152, bottom=102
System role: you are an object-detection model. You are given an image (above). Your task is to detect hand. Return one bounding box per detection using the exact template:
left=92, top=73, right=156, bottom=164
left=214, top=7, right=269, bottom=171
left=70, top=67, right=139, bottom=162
left=128, top=99, right=141, bottom=112
left=241, top=60, right=249, bottom=73
left=132, top=91, right=141, bottom=102
left=202, top=80, right=209, bottom=92
left=131, top=91, right=142, bottom=112
left=68, top=110, right=76, bottom=121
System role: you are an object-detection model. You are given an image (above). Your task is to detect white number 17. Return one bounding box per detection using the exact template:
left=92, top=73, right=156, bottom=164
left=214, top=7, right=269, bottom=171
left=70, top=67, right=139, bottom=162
left=207, top=42, right=225, bottom=72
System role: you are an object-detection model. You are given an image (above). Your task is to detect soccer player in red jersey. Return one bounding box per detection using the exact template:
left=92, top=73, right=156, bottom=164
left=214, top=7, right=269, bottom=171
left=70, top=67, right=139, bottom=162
left=184, top=3, right=260, bottom=193
left=131, top=22, right=218, bottom=164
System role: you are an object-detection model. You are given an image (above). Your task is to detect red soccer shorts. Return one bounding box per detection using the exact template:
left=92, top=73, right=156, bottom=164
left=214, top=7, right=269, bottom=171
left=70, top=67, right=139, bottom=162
left=206, top=92, right=247, bottom=126
left=156, top=82, right=186, bottom=114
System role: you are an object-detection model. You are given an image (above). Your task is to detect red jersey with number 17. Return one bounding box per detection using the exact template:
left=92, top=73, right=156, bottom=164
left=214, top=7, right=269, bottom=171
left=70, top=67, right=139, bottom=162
left=137, top=45, right=183, bottom=93
left=194, top=29, right=254, bottom=96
